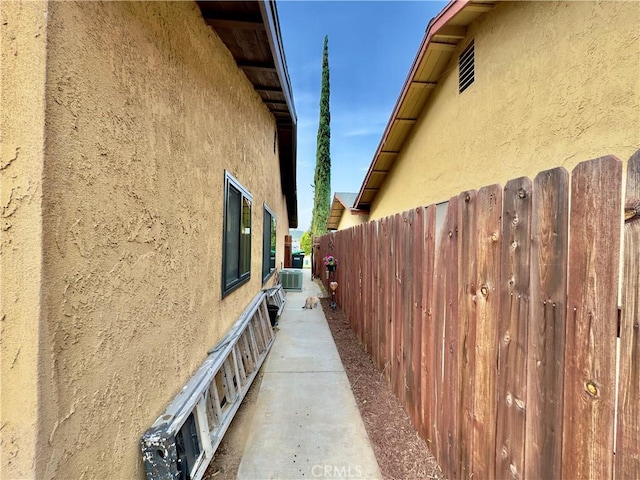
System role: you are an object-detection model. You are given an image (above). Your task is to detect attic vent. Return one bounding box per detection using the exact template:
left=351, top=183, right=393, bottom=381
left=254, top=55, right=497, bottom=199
left=459, top=41, right=474, bottom=93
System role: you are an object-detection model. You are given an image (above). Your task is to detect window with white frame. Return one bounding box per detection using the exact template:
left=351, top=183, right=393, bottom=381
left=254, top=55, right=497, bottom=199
left=223, top=172, right=252, bottom=296
left=262, top=205, right=276, bottom=282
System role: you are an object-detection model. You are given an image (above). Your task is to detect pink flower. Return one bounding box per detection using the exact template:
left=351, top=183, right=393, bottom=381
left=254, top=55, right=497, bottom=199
left=323, top=255, right=338, bottom=266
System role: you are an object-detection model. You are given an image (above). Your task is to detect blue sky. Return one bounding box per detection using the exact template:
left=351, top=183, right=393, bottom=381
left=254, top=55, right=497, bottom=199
left=277, top=1, right=447, bottom=231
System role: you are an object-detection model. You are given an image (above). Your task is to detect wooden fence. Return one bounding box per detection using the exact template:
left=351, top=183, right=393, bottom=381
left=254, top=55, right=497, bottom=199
left=315, top=152, right=640, bottom=479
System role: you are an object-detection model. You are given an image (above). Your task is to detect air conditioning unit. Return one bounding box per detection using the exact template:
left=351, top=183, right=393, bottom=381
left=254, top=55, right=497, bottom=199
left=279, top=268, right=303, bottom=291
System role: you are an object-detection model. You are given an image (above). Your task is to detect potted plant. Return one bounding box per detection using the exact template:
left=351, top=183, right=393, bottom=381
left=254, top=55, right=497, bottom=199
left=323, top=254, right=338, bottom=272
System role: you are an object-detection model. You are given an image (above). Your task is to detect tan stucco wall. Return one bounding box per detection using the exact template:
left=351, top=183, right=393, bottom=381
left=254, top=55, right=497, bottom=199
left=370, top=0, right=640, bottom=220
left=1, top=2, right=48, bottom=477
left=337, top=211, right=368, bottom=231
left=2, top=1, right=290, bottom=478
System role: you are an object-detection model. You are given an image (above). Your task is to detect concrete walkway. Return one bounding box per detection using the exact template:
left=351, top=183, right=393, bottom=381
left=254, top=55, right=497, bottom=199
left=237, top=270, right=382, bottom=480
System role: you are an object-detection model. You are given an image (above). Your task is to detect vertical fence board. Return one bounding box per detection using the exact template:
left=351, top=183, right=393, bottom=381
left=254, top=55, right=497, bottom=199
left=398, top=214, right=405, bottom=401
left=403, top=210, right=416, bottom=424
left=347, top=228, right=353, bottom=321
left=356, top=226, right=363, bottom=340
left=348, top=226, right=352, bottom=318
left=371, top=222, right=379, bottom=367
left=350, top=227, right=355, bottom=322
left=376, top=220, right=381, bottom=362
left=366, top=223, right=374, bottom=354
left=396, top=213, right=405, bottom=404
left=472, top=184, right=502, bottom=479
left=616, top=150, right=640, bottom=477
left=375, top=223, right=382, bottom=370
left=496, top=177, right=532, bottom=480
left=399, top=213, right=407, bottom=403
left=357, top=226, right=363, bottom=346
left=433, top=202, right=449, bottom=466
left=421, top=205, right=437, bottom=445
left=360, top=225, right=365, bottom=343
left=390, top=215, right=399, bottom=397
left=525, top=167, right=569, bottom=480
left=458, top=190, right=478, bottom=479
left=412, top=207, right=424, bottom=430
left=345, top=228, right=351, bottom=320
left=376, top=220, right=385, bottom=372
left=380, top=217, right=390, bottom=380
left=365, top=222, right=378, bottom=352
left=390, top=217, right=398, bottom=392
left=443, top=196, right=461, bottom=479
left=562, top=156, right=622, bottom=479
left=385, top=216, right=393, bottom=386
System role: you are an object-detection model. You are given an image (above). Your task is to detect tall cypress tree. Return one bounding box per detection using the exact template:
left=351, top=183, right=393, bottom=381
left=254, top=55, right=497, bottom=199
left=310, top=35, right=331, bottom=236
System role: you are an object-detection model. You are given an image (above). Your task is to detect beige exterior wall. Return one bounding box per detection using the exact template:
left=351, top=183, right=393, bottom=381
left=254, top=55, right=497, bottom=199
left=370, top=1, right=640, bottom=220
left=337, top=211, right=368, bottom=231
left=2, top=1, right=290, bottom=478
left=1, top=2, right=48, bottom=477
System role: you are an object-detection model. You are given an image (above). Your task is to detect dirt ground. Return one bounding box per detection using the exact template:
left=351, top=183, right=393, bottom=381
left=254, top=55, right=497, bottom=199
left=320, top=298, right=446, bottom=480
left=204, top=297, right=446, bottom=480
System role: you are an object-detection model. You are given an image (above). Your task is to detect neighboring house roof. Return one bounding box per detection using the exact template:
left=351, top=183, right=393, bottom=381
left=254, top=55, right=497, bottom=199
left=355, top=0, right=495, bottom=211
left=327, top=192, right=367, bottom=230
left=197, top=0, right=298, bottom=227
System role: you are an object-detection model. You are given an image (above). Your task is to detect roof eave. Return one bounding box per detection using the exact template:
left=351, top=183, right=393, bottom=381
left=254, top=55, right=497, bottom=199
left=258, top=0, right=298, bottom=227
left=198, top=0, right=298, bottom=228
left=354, top=0, right=494, bottom=211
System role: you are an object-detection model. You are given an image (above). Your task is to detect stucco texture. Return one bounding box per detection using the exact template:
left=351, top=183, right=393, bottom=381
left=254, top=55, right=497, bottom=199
left=2, top=1, right=290, bottom=478
left=370, top=1, right=640, bottom=220
left=337, top=211, right=368, bottom=231
left=1, top=1, right=48, bottom=477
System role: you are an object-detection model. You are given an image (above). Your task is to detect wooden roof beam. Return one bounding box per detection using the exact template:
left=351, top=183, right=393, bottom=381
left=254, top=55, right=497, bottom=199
left=255, top=85, right=283, bottom=93
left=395, top=118, right=416, bottom=125
left=411, top=81, right=438, bottom=89
left=429, top=42, right=457, bottom=52
left=205, top=18, right=265, bottom=31
left=464, top=4, right=494, bottom=13
left=238, top=61, right=277, bottom=72
left=433, top=25, right=467, bottom=40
